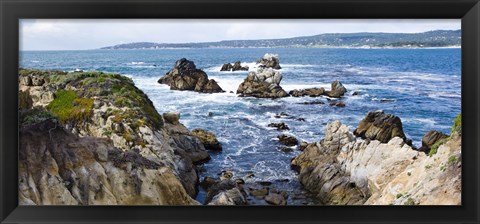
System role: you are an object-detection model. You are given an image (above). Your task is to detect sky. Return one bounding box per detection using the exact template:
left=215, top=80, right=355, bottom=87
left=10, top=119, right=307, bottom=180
left=20, top=19, right=460, bottom=51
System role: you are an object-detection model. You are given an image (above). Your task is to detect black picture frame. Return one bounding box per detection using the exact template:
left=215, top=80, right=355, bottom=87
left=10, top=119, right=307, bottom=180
left=1, top=0, right=479, bottom=223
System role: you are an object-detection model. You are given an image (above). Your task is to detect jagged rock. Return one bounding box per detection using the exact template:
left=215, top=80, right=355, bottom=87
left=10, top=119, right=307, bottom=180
left=325, top=80, right=347, bottom=98
left=200, top=176, right=218, bottom=190
left=158, top=58, right=224, bottom=93
left=191, top=129, right=222, bottom=151
left=232, top=61, right=249, bottom=71
left=292, top=118, right=461, bottom=205
left=264, top=193, right=286, bottom=205
left=236, top=68, right=288, bottom=98
left=257, top=53, right=281, bottom=69
left=353, top=110, right=407, bottom=143
left=289, top=88, right=325, bottom=97
left=277, top=134, right=298, bottom=146
left=18, top=119, right=199, bottom=205
left=298, top=141, right=309, bottom=151
left=220, top=61, right=249, bottom=71
left=163, top=112, right=180, bottom=125
left=268, top=122, right=289, bottom=131
left=418, top=130, right=449, bottom=153
left=220, top=63, right=233, bottom=71
left=205, top=180, right=247, bottom=205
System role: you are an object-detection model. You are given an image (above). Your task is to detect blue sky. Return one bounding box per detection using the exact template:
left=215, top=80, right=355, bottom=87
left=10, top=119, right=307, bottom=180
left=20, top=19, right=460, bottom=51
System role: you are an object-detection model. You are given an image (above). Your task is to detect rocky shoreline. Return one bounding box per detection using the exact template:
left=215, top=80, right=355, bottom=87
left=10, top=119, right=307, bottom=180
left=19, top=56, right=461, bottom=206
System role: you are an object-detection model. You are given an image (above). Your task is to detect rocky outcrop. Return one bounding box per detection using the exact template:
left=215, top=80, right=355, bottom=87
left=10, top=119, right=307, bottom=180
left=278, top=134, right=298, bottom=146
left=289, top=88, right=325, bottom=97
left=289, top=81, right=347, bottom=98
left=291, top=117, right=461, bottom=205
left=18, top=119, right=199, bottom=205
left=236, top=68, right=288, bottom=98
left=18, top=69, right=215, bottom=205
left=353, top=110, right=407, bottom=143
left=191, top=129, right=222, bottom=151
left=291, top=121, right=366, bottom=205
left=418, top=130, right=449, bottom=153
left=325, top=80, right=347, bottom=98
left=257, top=53, right=281, bottom=69
left=157, top=58, right=224, bottom=93
left=220, top=61, right=249, bottom=71
left=205, top=180, right=247, bottom=205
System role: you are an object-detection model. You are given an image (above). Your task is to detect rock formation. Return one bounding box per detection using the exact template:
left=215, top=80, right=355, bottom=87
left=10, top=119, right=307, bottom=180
left=18, top=69, right=216, bottom=205
left=325, top=80, right=347, bottom=98
left=353, top=110, right=407, bottom=143
left=289, top=88, right=325, bottom=97
left=418, top=130, right=449, bottom=153
left=257, top=53, right=281, bottom=69
left=220, top=61, right=249, bottom=71
left=191, top=129, right=223, bottom=151
left=277, top=134, right=298, bottom=146
left=268, top=122, right=290, bottom=131
left=289, top=80, right=347, bottom=98
left=291, top=115, right=461, bottom=205
left=157, top=58, right=224, bottom=93
left=236, top=68, right=288, bottom=98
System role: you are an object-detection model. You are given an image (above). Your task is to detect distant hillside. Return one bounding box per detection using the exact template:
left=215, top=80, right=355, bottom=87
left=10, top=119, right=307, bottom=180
left=101, top=30, right=461, bottom=49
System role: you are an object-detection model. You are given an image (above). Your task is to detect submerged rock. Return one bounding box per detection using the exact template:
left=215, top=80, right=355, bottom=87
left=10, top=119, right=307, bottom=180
left=191, top=129, right=222, bottom=151
left=329, top=101, right=346, bottom=107
left=353, top=110, right=407, bottom=143
left=268, top=122, right=290, bottom=131
left=158, top=58, right=224, bottom=93
left=236, top=67, right=288, bottom=98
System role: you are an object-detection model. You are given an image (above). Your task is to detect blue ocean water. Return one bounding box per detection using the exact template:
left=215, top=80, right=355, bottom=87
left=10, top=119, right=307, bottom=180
left=20, top=48, right=461, bottom=205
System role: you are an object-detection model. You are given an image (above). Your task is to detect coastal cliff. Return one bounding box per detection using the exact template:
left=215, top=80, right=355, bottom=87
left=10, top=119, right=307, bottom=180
left=18, top=69, right=211, bottom=205
left=291, top=113, right=461, bottom=205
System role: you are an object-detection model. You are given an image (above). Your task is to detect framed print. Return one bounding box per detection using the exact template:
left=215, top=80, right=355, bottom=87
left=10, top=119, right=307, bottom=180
left=1, top=0, right=479, bottom=223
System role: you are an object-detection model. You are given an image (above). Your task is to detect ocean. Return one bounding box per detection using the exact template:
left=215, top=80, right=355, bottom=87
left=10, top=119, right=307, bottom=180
left=20, top=47, right=461, bottom=205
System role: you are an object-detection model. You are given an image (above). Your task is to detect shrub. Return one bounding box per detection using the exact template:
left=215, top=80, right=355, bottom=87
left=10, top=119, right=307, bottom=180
left=428, top=137, right=450, bottom=157
left=47, top=90, right=93, bottom=125
left=20, top=107, right=57, bottom=125
left=451, top=113, right=461, bottom=135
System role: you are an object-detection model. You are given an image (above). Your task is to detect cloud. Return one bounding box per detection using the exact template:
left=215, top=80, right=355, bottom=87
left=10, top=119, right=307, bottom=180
left=20, top=19, right=461, bottom=51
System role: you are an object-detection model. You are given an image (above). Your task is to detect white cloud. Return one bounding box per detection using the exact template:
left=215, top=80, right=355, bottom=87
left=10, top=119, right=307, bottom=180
left=20, top=19, right=461, bottom=51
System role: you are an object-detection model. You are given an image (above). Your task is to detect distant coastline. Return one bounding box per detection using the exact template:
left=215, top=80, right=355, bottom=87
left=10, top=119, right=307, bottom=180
left=100, top=30, right=461, bottom=50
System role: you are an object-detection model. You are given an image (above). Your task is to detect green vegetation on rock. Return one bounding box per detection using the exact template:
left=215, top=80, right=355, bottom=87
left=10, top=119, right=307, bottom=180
left=47, top=90, right=94, bottom=125
left=451, top=113, right=461, bottom=135
left=428, top=113, right=461, bottom=157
